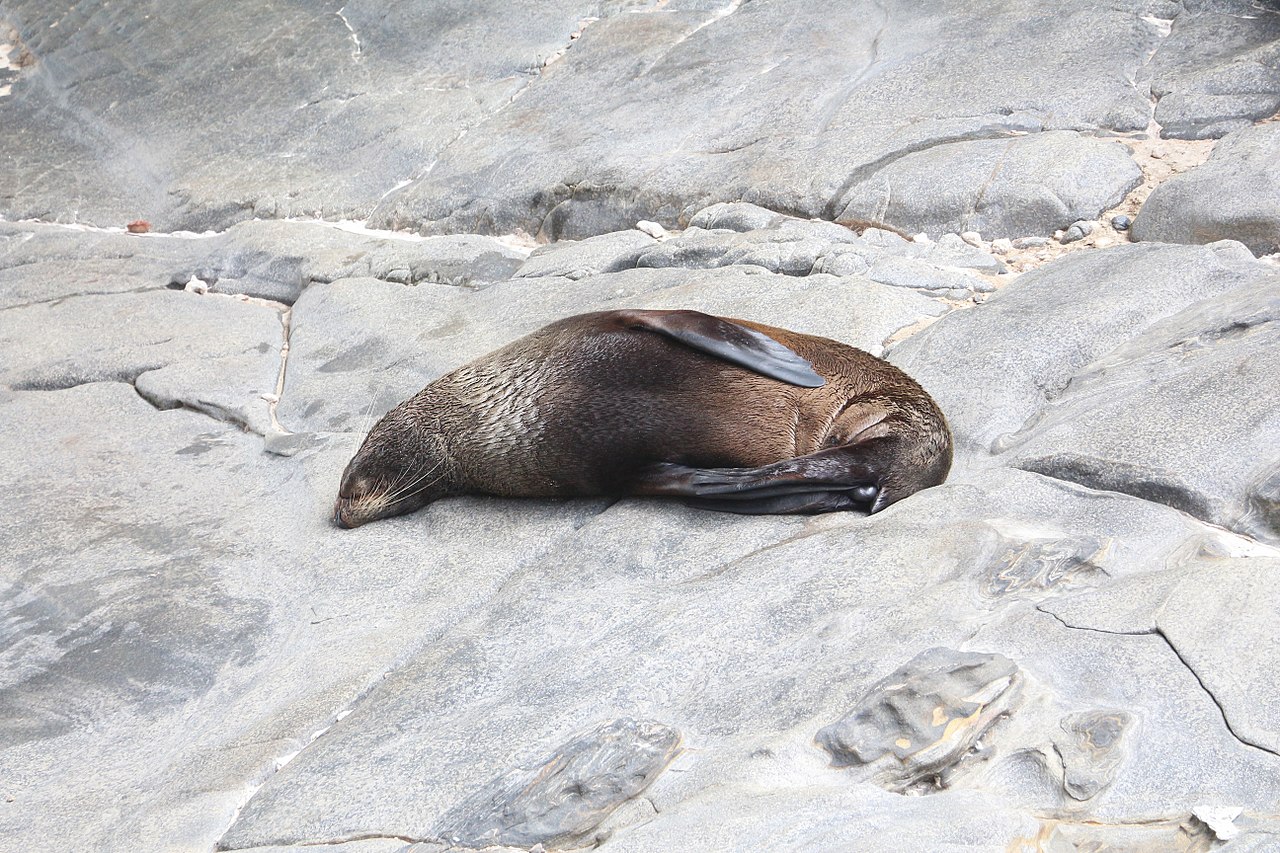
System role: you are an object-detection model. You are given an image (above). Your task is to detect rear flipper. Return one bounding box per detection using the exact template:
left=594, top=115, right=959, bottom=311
left=685, top=490, right=867, bottom=515
left=631, top=445, right=889, bottom=516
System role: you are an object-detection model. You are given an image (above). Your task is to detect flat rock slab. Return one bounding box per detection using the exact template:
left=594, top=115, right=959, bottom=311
left=6, top=222, right=1280, bottom=852
left=1132, top=122, right=1280, bottom=256
left=997, top=275, right=1280, bottom=544
left=1146, top=4, right=1280, bottom=140
left=216, top=466, right=1280, bottom=848
left=832, top=132, right=1143, bottom=240
left=8, top=1, right=1264, bottom=239
left=0, top=220, right=525, bottom=306
left=892, top=240, right=1280, bottom=543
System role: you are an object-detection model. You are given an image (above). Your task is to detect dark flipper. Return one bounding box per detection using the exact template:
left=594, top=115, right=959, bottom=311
left=631, top=445, right=885, bottom=516
left=685, top=491, right=863, bottom=515
left=616, top=309, right=825, bottom=388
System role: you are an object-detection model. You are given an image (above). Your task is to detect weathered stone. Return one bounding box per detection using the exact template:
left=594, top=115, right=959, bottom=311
left=1132, top=123, right=1280, bottom=256
left=997, top=275, right=1280, bottom=543
left=833, top=132, right=1143, bottom=240
left=0, top=1, right=615, bottom=231
left=0, top=288, right=283, bottom=434
left=1052, top=709, right=1133, bottom=801
left=198, top=221, right=526, bottom=303
left=1147, top=6, right=1280, bottom=139
left=435, top=718, right=680, bottom=849
left=888, top=241, right=1266, bottom=455
left=1060, top=220, right=1095, bottom=243
left=816, top=648, right=1023, bottom=792
left=1157, top=557, right=1280, bottom=756
left=370, top=1, right=1163, bottom=239
left=513, top=230, right=655, bottom=280
left=5, top=3, right=1280, bottom=850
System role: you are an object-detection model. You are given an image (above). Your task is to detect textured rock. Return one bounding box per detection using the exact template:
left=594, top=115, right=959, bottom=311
left=1157, top=557, right=1280, bottom=756
left=435, top=718, right=681, bottom=849
left=5, top=3, right=1280, bottom=851
left=1132, top=123, right=1280, bottom=256
left=888, top=240, right=1268, bottom=455
left=997, top=275, right=1280, bottom=543
left=0, top=1, right=612, bottom=230
left=1052, top=709, right=1133, bottom=801
left=1147, top=5, right=1280, bottom=139
left=513, top=229, right=655, bottom=280
left=0, top=287, right=284, bottom=432
left=833, top=132, right=1143, bottom=240
left=816, top=648, right=1023, bottom=792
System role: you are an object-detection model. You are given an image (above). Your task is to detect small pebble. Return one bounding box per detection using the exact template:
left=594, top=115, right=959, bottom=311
left=1111, top=214, right=1132, bottom=231
left=991, top=238, right=1012, bottom=255
left=127, top=219, right=151, bottom=234
left=1059, top=220, right=1095, bottom=244
left=1011, top=237, right=1051, bottom=249
left=183, top=275, right=209, bottom=294
left=960, top=231, right=983, bottom=247
left=636, top=220, right=667, bottom=239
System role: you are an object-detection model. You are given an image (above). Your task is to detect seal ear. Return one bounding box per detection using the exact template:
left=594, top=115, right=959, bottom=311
left=616, top=309, right=826, bottom=388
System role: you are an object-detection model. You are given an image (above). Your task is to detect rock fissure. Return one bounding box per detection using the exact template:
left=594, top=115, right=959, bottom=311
left=267, top=307, right=293, bottom=435
left=334, top=6, right=362, bottom=62
left=1153, top=626, right=1280, bottom=760
left=0, top=284, right=161, bottom=311
left=824, top=129, right=1025, bottom=222
left=1040, top=606, right=1280, bottom=760
left=1035, top=605, right=1154, bottom=637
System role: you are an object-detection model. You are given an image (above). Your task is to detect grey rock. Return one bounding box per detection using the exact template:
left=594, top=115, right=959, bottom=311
left=1132, top=123, right=1280, bottom=257
left=0, top=1, right=621, bottom=231
left=1111, top=213, right=1132, bottom=231
left=201, top=221, right=526, bottom=303
left=513, top=230, right=654, bottom=279
left=0, top=287, right=283, bottom=433
left=688, top=201, right=793, bottom=232
left=1059, top=220, right=1095, bottom=243
left=888, top=240, right=1266, bottom=455
left=1157, top=557, right=1280, bottom=755
left=1052, top=709, right=1133, bottom=801
left=971, top=524, right=1112, bottom=603
left=866, top=255, right=994, bottom=294
left=816, top=648, right=1023, bottom=792
left=997, top=275, right=1280, bottom=543
left=371, top=2, right=1162, bottom=239
left=0, top=222, right=210, bottom=310
left=1147, top=6, right=1280, bottom=139
left=435, top=718, right=680, bottom=849
left=832, top=132, right=1142, bottom=240
left=0, top=220, right=526, bottom=308
left=917, top=233, right=1007, bottom=275
left=217, top=466, right=1280, bottom=847
left=1012, top=236, right=1052, bottom=249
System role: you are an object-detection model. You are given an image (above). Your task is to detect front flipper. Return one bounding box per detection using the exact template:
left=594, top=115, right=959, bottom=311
left=615, top=309, right=825, bottom=388
left=631, top=445, right=884, bottom=516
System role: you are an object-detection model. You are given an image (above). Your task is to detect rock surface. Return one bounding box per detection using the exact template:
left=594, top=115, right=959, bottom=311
left=4, top=2, right=1280, bottom=852
left=1132, top=122, right=1280, bottom=256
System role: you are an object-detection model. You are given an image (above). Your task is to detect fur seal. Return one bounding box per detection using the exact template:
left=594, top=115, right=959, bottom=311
left=333, top=309, right=952, bottom=528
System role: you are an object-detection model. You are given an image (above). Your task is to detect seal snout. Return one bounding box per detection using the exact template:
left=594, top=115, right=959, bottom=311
left=332, top=497, right=358, bottom=529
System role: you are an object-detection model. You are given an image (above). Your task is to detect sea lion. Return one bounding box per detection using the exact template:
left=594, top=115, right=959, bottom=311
left=333, top=309, right=952, bottom=528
